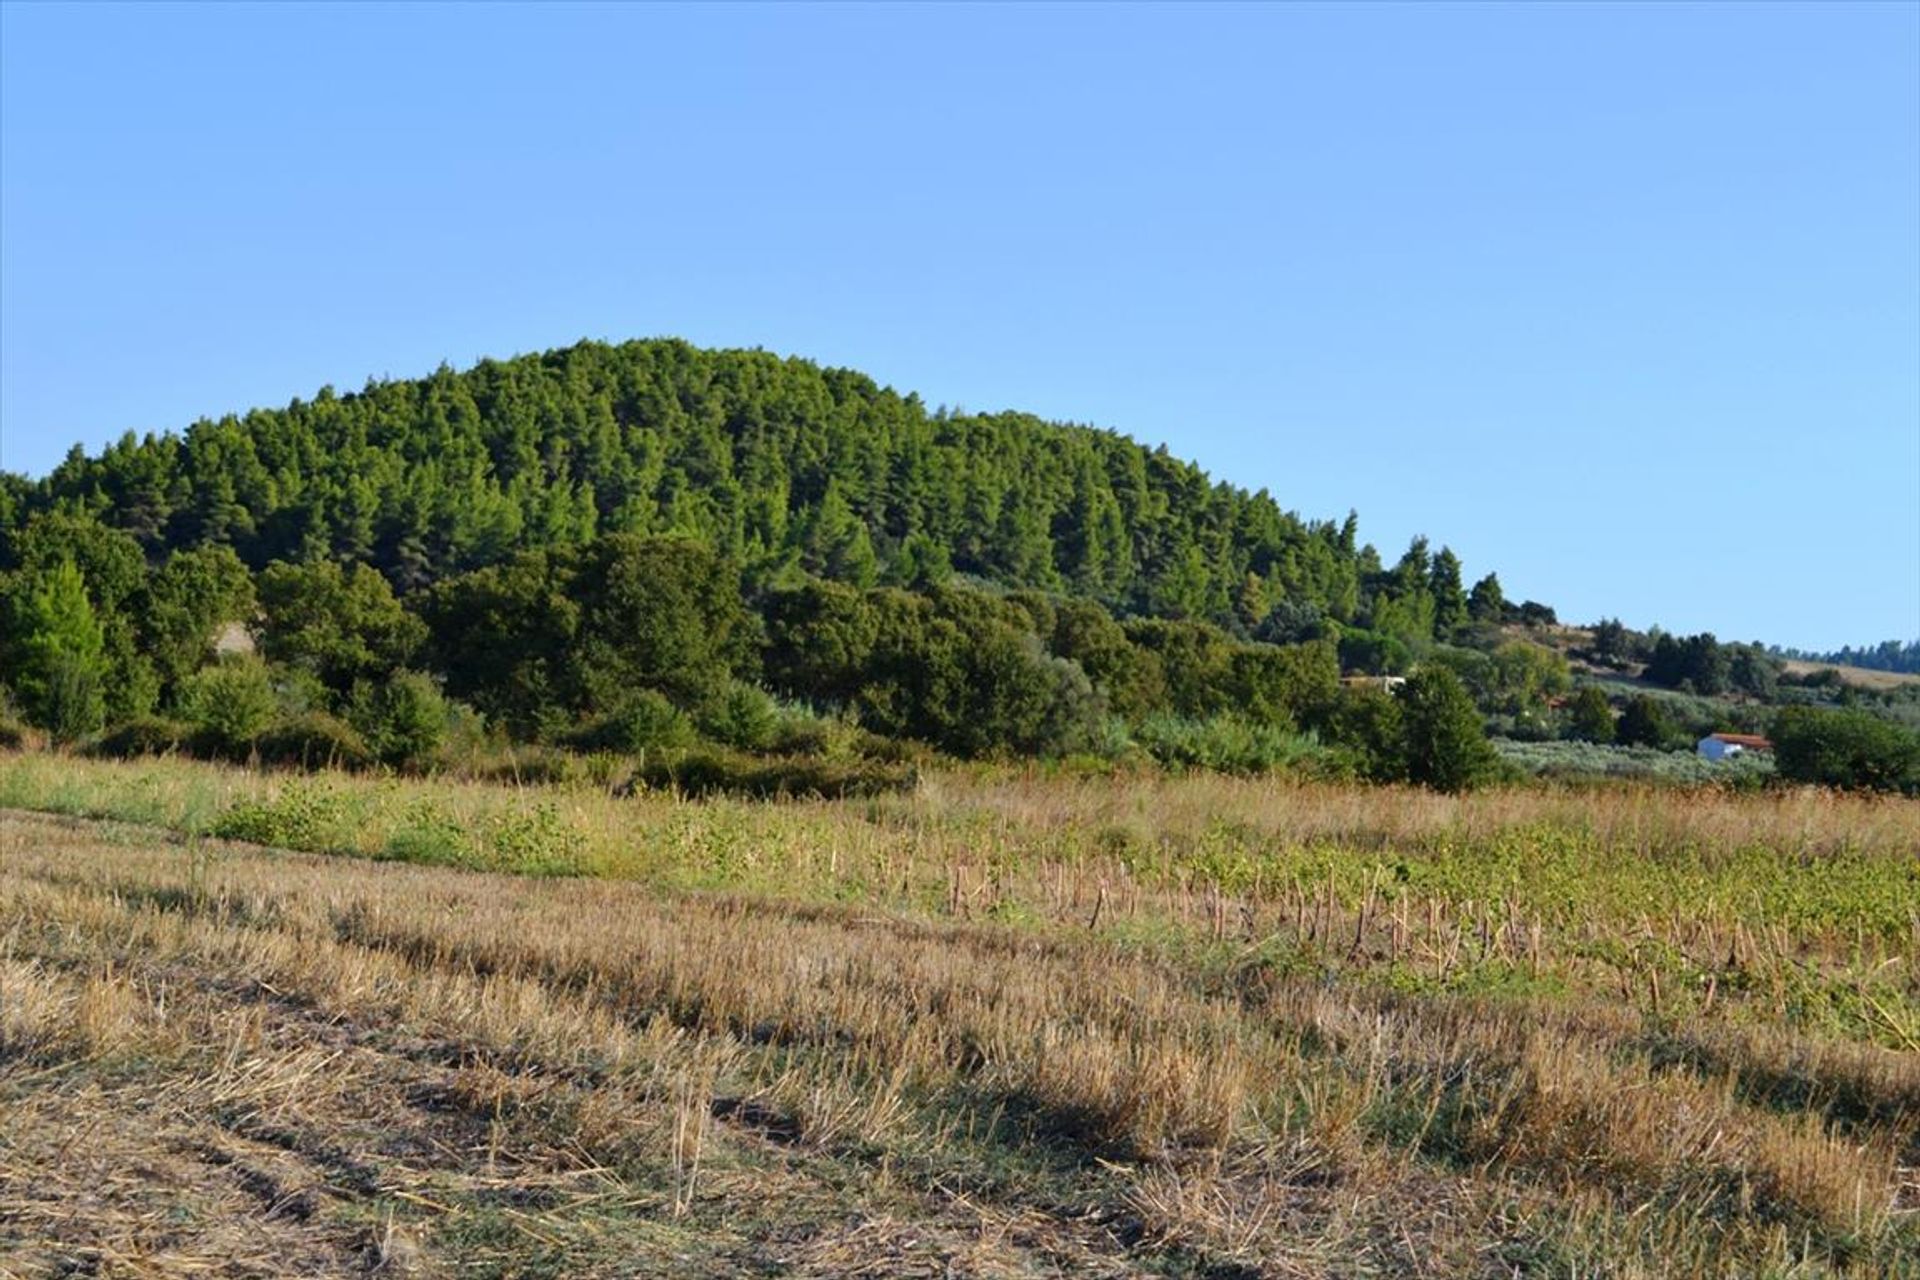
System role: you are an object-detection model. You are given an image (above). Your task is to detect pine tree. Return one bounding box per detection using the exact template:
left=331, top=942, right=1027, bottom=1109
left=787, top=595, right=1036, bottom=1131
left=14, top=559, right=107, bottom=741
left=885, top=532, right=952, bottom=591
left=802, top=486, right=879, bottom=588
left=1399, top=667, right=1498, bottom=792
left=1429, top=547, right=1469, bottom=640
left=1467, top=573, right=1508, bottom=624
left=1567, top=685, right=1616, bottom=743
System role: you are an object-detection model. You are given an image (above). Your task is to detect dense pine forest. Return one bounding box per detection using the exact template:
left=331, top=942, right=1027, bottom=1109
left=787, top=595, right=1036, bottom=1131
left=4, top=339, right=1415, bottom=620
left=2, top=339, right=1915, bottom=791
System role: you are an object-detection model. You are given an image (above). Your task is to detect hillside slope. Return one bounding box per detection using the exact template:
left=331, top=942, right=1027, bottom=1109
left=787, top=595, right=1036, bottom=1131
left=3, top=339, right=1403, bottom=627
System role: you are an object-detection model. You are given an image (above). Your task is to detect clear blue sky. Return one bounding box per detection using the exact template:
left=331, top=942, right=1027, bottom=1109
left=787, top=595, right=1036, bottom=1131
left=3, top=2, right=1915, bottom=650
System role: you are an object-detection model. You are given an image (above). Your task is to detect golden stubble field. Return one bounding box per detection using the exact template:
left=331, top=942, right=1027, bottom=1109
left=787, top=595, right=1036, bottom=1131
left=1, top=753, right=1916, bottom=1277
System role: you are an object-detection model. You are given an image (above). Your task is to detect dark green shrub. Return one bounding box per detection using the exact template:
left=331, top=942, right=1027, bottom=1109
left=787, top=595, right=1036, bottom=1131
left=256, top=712, right=373, bottom=771
left=1255, top=600, right=1328, bottom=646
left=1132, top=713, right=1322, bottom=775
left=1317, top=687, right=1406, bottom=782
left=85, top=716, right=190, bottom=759
left=471, top=747, right=589, bottom=788
left=1566, top=686, right=1616, bottom=744
left=178, top=656, right=278, bottom=757
left=1515, top=601, right=1557, bottom=627
left=565, top=690, right=696, bottom=754
left=256, top=560, right=426, bottom=694
left=697, top=683, right=780, bottom=751
left=349, top=670, right=449, bottom=769
left=1772, top=706, right=1920, bottom=794
left=1616, top=695, right=1682, bottom=750
left=1586, top=617, right=1639, bottom=668
left=423, top=534, right=755, bottom=737
left=1643, top=632, right=1729, bottom=695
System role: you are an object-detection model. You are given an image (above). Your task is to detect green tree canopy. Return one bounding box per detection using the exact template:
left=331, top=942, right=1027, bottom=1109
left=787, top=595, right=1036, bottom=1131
left=9, top=558, right=108, bottom=741
left=1616, top=695, right=1680, bottom=750
left=143, top=544, right=257, bottom=697
left=178, top=655, right=278, bottom=755
left=256, top=560, right=427, bottom=695
left=1467, top=573, right=1507, bottom=624
left=1398, top=667, right=1499, bottom=792
left=3, top=339, right=1534, bottom=647
left=1429, top=547, right=1469, bottom=641
left=1566, top=685, right=1616, bottom=744
left=423, top=534, right=753, bottom=736
left=1644, top=632, right=1729, bottom=695
left=1772, top=706, right=1920, bottom=794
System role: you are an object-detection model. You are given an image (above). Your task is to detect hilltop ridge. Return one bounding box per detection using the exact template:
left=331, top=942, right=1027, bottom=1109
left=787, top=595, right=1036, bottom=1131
left=0, top=338, right=1502, bottom=637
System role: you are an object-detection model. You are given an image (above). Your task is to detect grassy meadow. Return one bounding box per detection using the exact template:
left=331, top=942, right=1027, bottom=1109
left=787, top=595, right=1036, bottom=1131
left=1, top=751, right=1916, bottom=1277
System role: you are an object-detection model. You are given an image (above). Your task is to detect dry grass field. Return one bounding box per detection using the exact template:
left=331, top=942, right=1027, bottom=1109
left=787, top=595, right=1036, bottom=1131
left=2, top=753, right=1916, bottom=1277
left=1778, top=660, right=1920, bottom=694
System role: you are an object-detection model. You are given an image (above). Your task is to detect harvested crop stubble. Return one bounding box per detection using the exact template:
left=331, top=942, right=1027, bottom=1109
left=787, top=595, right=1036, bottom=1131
left=1, top=768, right=1917, bottom=1276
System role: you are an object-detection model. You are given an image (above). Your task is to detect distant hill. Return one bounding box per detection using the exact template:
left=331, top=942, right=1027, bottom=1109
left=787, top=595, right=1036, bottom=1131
left=1772, top=640, right=1920, bottom=677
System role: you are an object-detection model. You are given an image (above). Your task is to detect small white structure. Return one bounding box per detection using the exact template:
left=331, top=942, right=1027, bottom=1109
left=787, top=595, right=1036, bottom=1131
left=213, top=621, right=256, bottom=656
left=1697, top=732, right=1771, bottom=762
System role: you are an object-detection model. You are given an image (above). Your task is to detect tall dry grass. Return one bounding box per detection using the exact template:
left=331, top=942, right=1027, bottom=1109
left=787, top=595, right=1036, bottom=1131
left=3, top=802, right=1915, bottom=1276
left=3, top=751, right=1913, bottom=1051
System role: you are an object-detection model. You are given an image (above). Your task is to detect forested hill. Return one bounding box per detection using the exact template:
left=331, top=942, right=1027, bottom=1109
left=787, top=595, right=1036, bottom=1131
left=0, top=338, right=1472, bottom=631
left=1772, top=641, right=1920, bottom=676
left=11, top=338, right=1920, bottom=793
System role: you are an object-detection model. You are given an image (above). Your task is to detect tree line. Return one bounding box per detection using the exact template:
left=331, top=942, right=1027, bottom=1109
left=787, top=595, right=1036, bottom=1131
left=3, top=338, right=1910, bottom=793
left=1772, top=639, right=1920, bottom=676
left=0, top=514, right=1505, bottom=790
